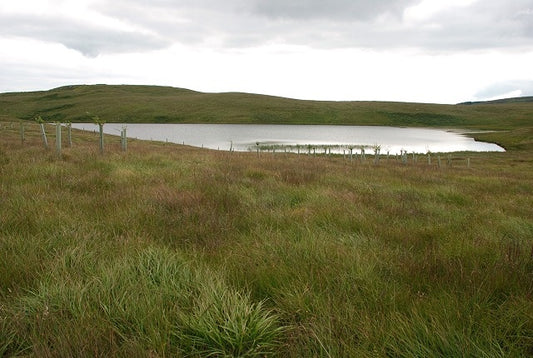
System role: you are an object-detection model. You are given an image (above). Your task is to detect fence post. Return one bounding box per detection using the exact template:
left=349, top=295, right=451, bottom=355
left=35, top=116, right=49, bottom=149
left=67, top=122, right=72, bottom=147
left=20, top=122, right=25, bottom=145
left=121, top=126, right=128, bottom=152
left=55, top=122, right=62, bottom=157
left=98, top=123, right=104, bottom=154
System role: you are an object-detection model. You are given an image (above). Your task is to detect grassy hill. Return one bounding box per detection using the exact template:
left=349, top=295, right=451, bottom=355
left=1, top=84, right=532, bottom=150
left=459, top=96, right=533, bottom=105
left=1, top=87, right=533, bottom=356
left=1, top=84, right=532, bottom=130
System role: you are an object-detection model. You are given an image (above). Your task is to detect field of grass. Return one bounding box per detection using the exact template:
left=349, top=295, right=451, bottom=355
left=1, top=118, right=532, bottom=356
left=1, top=84, right=533, bottom=132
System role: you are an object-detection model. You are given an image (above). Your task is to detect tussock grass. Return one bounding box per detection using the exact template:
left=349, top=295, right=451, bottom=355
left=1, top=120, right=533, bottom=356
left=3, top=245, right=284, bottom=356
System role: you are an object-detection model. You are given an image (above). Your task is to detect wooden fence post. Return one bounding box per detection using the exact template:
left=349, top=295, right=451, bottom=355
left=55, top=122, right=62, bottom=157
left=20, top=122, right=25, bottom=145
left=67, top=122, right=72, bottom=147
left=35, top=116, right=49, bottom=149
left=98, top=123, right=104, bottom=154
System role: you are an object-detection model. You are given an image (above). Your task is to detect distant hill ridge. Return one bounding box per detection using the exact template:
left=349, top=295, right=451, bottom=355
left=1, top=84, right=532, bottom=130
left=458, top=96, right=533, bottom=105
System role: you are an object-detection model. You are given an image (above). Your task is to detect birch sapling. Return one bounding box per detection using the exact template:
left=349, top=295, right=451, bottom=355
left=35, top=115, right=48, bottom=149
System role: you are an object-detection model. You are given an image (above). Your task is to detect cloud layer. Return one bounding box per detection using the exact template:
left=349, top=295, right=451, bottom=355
left=2, top=0, right=533, bottom=56
left=1, top=0, right=532, bottom=103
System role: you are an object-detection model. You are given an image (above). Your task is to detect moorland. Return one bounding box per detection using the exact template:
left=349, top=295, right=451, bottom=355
left=1, top=85, right=532, bottom=356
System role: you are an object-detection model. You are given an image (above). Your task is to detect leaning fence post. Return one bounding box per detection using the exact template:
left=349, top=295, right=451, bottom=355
left=35, top=115, right=49, bottom=149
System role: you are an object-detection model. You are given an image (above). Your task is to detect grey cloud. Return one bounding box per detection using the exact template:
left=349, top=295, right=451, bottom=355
left=97, top=0, right=533, bottom=51
left=0, top=14, right=169, bottom=57
left=250, top=0, right=418, bottom=21
left=2, top=0, right=533, bottom=57
left=109, top=0, right=418, bottom=21
left=424, top=0, right=533, bottom=50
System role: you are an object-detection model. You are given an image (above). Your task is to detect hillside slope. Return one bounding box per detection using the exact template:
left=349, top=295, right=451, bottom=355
left=1, top=84, right=532, bottom=132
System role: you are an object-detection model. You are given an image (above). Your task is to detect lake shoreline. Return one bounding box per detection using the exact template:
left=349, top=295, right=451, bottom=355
left=71, top=123, right=505, bottom=155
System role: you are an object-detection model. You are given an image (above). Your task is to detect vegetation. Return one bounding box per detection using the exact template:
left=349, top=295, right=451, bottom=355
left=1, top=84, right=533, bottom=132
left=1, top=112, right=532, bottom=356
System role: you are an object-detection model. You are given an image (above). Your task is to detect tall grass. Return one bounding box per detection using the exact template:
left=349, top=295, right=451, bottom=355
left=3, top=246, right=284, bottom=356
left=1, top=120, right=532, bottom=356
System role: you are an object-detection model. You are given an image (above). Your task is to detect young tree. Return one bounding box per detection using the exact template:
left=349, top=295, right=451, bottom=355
left=91, top=114, right=105, bottom=154
left=35, top=115, right=48, bottom=149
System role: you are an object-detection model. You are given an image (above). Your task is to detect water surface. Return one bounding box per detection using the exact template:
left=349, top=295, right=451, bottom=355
left=71, top=123, right=504, bottom=154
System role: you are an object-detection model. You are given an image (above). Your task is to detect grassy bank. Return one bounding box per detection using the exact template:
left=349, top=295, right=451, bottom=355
left=1, top=120, right=533, bottom=356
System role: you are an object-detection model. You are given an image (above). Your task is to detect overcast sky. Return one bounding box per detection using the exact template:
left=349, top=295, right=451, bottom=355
left=1, top=0, right=533, bottom=103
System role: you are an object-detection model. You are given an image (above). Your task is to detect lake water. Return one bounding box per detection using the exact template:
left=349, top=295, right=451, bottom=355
left=71, top=123, right=505, bottom=155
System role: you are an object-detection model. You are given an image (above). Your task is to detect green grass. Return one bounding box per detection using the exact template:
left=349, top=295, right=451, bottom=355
left=1, top=115, right=533, bottom=356
left=2, top=84, right=533, bottom=133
